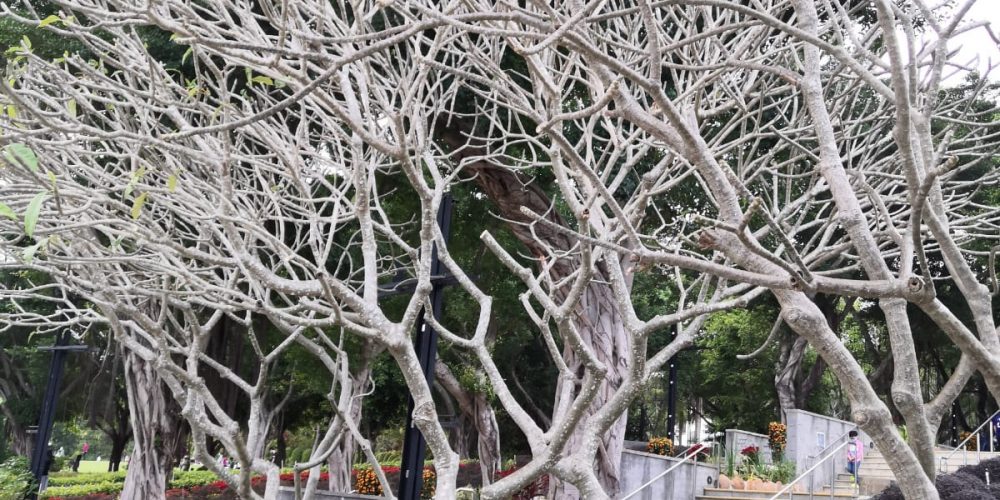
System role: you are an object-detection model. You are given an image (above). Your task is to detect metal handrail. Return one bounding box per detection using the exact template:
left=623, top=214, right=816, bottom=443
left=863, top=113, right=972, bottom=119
left=813, top=426, right=857, bottom=459
left=622, top=442, right=719, bottom=500
left=940, top=408, right=1000, bottom=471
left=768, top=441, right=850, bottom=500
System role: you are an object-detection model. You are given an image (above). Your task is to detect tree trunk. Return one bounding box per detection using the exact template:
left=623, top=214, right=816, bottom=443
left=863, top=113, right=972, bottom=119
left=1, top=407, right=31, bottom=457
left=549, top=284, right=630, bottom=498
left=328, top=358, right=374, bottom=493
left=121, top=350, right=184, bottom=500
left=435, top=362, right=501, bottom=485
left=438, top=122, right=631, bottom=496
left=108, top=432, right=129, bottom=472
left=275, top=414, right=287, bottom=467
left=775, top=333, right=807, bottom=420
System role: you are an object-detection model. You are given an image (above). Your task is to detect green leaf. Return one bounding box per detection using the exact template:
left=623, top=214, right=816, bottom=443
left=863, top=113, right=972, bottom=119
left=4, top=143, right=38, bottom=172
left=24, top=192, right=46, bottom=237
left=21, top=36, right=31, bottom=50
left=182, top=47, right=193, bottom=65
left=251, top=75, right=273, bottom=86
left=38, top=15, right=61, bottom=28
left=67, top=98, right=77, bottom=117
left=47, top=171, right=57, bottom=190
left=22, top=242, right=40, bottom=263
left=123, top=166, right=146, bottom=198
left=22, top=237, right=48, bottom=263
left=0, top=203, right=17, bottom=220
left=131, top=192, right=148, bottom=220
left=167, top=173, right=178, bottom=192
left=5, top=104, right=15, bottom=119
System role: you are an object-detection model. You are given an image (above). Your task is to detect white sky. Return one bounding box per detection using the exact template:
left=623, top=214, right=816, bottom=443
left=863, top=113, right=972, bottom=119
left=940, top=1, right=1000, bottom=83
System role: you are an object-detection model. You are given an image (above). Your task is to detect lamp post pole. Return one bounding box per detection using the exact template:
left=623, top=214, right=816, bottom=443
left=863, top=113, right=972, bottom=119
left=397, top=194, right=454, bottom=500
left=30, top=334, right=91, bottom=497
left=667, top=355, right=678, bottom=443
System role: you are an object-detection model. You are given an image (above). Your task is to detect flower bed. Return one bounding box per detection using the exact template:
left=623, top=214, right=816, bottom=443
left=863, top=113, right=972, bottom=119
left=42, top=460, right=520, bottom=499
left=647, top=436, right=675, bottom=456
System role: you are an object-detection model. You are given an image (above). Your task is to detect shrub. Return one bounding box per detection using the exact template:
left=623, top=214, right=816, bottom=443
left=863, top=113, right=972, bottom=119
left=421, top=468, right=435, bottom=499
left=0, top=457, right=35, bottom=500
left=960, top=432, right=979, bottom=451
left=39, top=481, right=121, bottom=499
left=765, top=460, right=797, bottom=484
left=48, top=472, right=127, bottom=487
left=169, top=470, right=223, bottom=489
left=355, top=468, right=382, bottom=496
left=873, top=467, right=1000, bottom=500
left=947, top=491, right=995, bottom=500
left=979, top=457, right=1000, bottom=483
left=768, top=422, right=787, bottom=460
left=740, top=445, right=761, bottom=465
left=988, top=484, right=1000, bottom=498
left=873, top=484, right=905, bottom=500
left=646, top=437, right=674, bottom=456
left=40, top=469, right=228, bottom=499
left=937, top=472, right=982, bottom=498
left=957, top=463, right=988, bottom=481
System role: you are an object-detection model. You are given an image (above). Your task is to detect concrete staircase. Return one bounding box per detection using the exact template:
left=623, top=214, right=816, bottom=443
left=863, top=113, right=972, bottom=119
left=861, top=447, right=1000, bottom=478
left=695, top=447, right=1000, bottom=500
left=857, top=447, right=1000, bottom=495
left=697, top=474, right=860, bottom=500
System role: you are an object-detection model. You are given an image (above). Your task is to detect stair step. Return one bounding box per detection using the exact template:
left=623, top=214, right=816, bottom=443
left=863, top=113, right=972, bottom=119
left=700, top=488, right=857, bottom=499
left=698, top=494, right=857, bottom=500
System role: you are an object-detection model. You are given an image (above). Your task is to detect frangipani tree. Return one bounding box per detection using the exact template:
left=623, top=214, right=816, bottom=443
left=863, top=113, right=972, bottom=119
left=0, top=1, right=997, bottom=499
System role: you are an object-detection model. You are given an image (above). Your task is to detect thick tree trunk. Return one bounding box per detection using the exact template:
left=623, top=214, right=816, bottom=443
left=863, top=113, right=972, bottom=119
left=121, top=350, right=184, bottom=500
left=438, top=122, right=631, bottom=496
left=275, top=414, right=287, bottom=467
left=549, top=284, right=629, bottom=498
left=435, top=362, right=501, bottom=485
left=108, top=432, right=129, bottom=472
left=1, top=408, right=31, bottom=457
left=328, top=356, right=374, bottom=493
left=775, top=334, right=807, bottom=420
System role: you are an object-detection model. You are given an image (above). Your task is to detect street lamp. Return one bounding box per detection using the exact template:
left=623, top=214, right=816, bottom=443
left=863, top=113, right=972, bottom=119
left=30, top=333, right=93, bottom=496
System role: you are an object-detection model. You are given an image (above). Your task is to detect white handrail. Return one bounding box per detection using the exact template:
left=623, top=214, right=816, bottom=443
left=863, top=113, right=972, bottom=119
left=768, top=441, right=850, bottom=500
left=941, top=408, right=1000, bottom=471
left=814, top=427, right=857, bottom=459
left=621, top=442, right=718, bottom=500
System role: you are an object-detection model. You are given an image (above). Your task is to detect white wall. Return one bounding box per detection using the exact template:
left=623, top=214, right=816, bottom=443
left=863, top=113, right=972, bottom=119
left=785, top=409, right=869, bottom=490
left=725, top=429, right=773, bottom=465
left=619, top=449, right=718, bottom=500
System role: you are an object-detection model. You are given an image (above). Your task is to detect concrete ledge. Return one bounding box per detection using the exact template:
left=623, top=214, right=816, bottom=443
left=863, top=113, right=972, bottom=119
left=276, top=487, right=382, bottom=500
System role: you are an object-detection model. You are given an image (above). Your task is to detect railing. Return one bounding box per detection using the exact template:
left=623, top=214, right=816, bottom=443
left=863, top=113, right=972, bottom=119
left=814, top=426, right=857, bottom=460
left=940, top=408, right=1000, bottom=472
left=621, top=442, right=720, bottom=500
left=768, top=440, right=851, bottom=500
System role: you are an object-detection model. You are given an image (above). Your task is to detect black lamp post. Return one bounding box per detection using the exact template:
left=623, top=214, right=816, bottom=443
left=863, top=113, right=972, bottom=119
left=30, top=333, right=91, bottom=495
left=395, top=194, right=454, bottom=500
left=667, top=355, right=678, bottom=442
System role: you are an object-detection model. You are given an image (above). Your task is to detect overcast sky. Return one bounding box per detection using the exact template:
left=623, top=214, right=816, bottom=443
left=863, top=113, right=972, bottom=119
left=943, top=1, right=999, bottom=83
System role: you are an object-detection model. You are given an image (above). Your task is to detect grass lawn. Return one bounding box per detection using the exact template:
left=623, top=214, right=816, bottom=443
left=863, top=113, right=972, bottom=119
left=74, top=461, right=121, bottom=473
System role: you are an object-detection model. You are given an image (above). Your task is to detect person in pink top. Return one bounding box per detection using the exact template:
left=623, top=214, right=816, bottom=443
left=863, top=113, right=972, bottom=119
left=845, top=430, right=864, bottom=485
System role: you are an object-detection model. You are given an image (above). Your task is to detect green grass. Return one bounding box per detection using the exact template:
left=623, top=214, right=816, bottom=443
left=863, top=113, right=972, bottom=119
left=76, top=461, right=118, bottom=474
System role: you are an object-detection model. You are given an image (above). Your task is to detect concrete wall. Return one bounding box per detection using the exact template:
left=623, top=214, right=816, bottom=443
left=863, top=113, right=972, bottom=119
left=276, top=488, right=381, bottom=500
left=785, top=409, right=869, bottom=491
left=725, top=429, right=773, bottom=465
left=619, top=449, right=718, bottom=500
